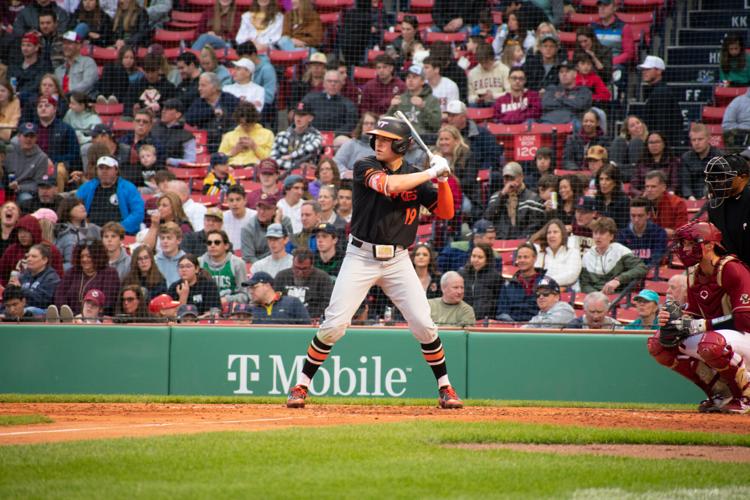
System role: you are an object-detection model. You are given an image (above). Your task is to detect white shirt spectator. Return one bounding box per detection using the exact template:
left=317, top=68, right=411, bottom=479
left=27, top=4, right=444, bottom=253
left=182, top=198, right=207, bottom=232
left=534, top=244, right=582, bottom=288
left=236, top=12, right=284, bottom=47
left=223, top=82, right=266, bottom=112
left=250, top=253, right=293, bottom=277
left=223, top=208, right=256, bottom=251
left=277, top=198, right=303, bottom=234
left=429, top=77, right=460, bottom=112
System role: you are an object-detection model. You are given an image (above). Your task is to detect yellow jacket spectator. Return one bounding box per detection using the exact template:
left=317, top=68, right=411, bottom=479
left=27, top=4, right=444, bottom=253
left=218, top=103, right=274, bottom=166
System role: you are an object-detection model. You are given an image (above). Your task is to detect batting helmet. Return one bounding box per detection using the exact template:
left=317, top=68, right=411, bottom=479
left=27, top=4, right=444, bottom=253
left=704, top=154, right=750, bottom=208
left=671, top=221, right=723, bottom=266
left=367, top=116, right=412, bottom=155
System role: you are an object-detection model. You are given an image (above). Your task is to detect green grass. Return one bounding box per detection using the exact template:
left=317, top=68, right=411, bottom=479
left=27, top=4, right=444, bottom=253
left=0, top=414, right=52, bottom=426
left=2, top=421, right=749, bottom=499
left=0, top=393, right=696, bottom=411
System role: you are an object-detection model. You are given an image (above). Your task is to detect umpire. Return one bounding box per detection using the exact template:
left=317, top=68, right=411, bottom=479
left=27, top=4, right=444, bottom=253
left=706, top=151, right=750, bottom=265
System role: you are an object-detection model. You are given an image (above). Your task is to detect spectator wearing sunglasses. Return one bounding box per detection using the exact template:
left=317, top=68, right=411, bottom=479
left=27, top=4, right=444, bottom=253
left=198, top=229, right=249, bottom=306
left=523, top=276, right=575, bottom=328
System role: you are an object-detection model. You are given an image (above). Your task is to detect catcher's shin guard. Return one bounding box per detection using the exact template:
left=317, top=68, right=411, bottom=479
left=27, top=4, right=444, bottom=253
left=697, top=331, right=750, bottom=399
left=647, top=336, right=725, bottom=396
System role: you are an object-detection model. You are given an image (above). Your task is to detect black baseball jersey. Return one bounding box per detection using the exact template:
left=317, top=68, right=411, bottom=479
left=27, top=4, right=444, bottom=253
left=708, top=185, right=750, bottom=267
left=351, top=156, right=438, bottom=247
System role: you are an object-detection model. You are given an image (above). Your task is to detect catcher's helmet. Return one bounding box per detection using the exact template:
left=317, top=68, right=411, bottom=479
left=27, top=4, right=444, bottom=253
left=704, top=154, right=750, bottom=208
left=671, top=221, right=723, bottom=266
left=367, top=116, right=412, bottom=155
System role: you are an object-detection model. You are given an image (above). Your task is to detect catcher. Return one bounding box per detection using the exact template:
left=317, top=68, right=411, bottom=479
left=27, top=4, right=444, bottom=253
left=649, top=221, right=750, bottom=414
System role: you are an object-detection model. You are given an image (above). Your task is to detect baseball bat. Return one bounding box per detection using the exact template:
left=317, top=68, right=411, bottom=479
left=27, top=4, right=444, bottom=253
left=395, top=110, right=434, bottom=160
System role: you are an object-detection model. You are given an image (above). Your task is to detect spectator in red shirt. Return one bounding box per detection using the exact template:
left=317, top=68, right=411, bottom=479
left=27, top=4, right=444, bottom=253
left=360, top=55, right=406, bottom=115
left=643, top=170, right=687, bottom=237
left=492, top=67, right=541, bottom=124
left=574, top=51, right=611, bottom=103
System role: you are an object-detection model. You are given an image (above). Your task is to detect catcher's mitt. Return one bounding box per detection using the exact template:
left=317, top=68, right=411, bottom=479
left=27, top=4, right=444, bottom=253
left=658, top=323, right=689, bottom=348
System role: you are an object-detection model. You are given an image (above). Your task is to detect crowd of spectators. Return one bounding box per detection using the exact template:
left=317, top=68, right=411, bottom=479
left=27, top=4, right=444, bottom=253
left=0, top=0, right=744, bottom=328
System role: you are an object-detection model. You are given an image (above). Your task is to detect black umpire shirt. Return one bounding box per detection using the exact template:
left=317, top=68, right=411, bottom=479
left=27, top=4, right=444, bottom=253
left=709, top=184, right=750, bottom=266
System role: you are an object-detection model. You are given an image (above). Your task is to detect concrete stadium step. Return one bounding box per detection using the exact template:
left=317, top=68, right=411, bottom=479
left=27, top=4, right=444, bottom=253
left=676, top=28, right=746, bottom=46
left=688, top=9, right=749, bottom=29
left=664, top=65, right=719, bottom=85
left=698, top=0, right=748, bottom=10
left=666, top=46, right=720, bottom=67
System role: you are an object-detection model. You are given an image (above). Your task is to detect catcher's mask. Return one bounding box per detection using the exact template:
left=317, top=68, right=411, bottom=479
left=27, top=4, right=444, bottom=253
left=704, top=154, right=749, bottom=208
left=670, top=221, right=723, bottom=267
left=367, top=116, right=412, bottom=155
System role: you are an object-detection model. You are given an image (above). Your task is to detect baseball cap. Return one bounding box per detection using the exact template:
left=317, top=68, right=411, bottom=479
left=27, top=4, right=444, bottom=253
left=205, top=207, right=224, bottom=221
left=445, top=100, right=467, bottom=115
left=147, top=43, right=165, bottom=56
left=633, top=289, right=660, bottom=304
left=210, top=152, right=229, bottom=167
left=149, top=294, right=180, bottom=314
left=535, top=276, right=560, bottom=295
left=97, top=155, right=119, bottom=169
left=558, top=59, right=575, bottom=70
left=576, top=196, right=598, bottom=212
left=83, top=288, right=106, bottom=308
left=90, top=123, right=113, bottom=138
left=314, top=223, right=338, bottom=236
left=162, top=98, right=184, bottom=114
left=62, top=31, right=83, bottom=43
left=309, top=52, right=327, bottom=65
left=284, top=174, right=305, bottom=190
left=38, top=175, right=56, bottom=187
left=586, top=145, right=608, bottom=161
left=230, top=302, right=253, bottom=317
left=638, top=55, right=665, bottom=71
left=265, top=222, right=286, bottom=238
left=293, top=101, right=315, bottom=115
left=38, top=95, right=58, bottom=107
left=32, top=208, right=58, bottom=223
left=472, top=219, right=495, bottom=235
left=233, top=58, right=256, bottom=73
left=242, top=272, right=274, bottom=287
left=256, top=192, right=280, bottom=208
left=597, top=0, right=614, bottom=5
left=258, top=158, right=279, bottom=175
left=22, top=31, right=40, bottom=46
left=540, top=33, right=560, bottom=45
left=177, top=304, right=199, bottom=319
left=502, top=162, right=523, bottom=178
left=407, top=65, right=424, bottom=77
left=19, top=122, right=37, bottom=136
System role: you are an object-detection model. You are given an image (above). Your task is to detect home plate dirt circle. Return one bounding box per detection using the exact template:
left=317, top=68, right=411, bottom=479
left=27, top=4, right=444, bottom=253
left=1, top=403, right=749, bottom=459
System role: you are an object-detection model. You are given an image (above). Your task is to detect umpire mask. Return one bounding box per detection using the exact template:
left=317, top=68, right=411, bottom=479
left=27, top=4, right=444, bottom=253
left=704, top=155, right=748, bottom=208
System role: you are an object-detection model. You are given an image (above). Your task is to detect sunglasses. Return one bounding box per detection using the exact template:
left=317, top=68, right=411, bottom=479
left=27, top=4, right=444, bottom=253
left=207, top=240, right=225, bottom=246
left=122, top=297, right=138, bottom=302
left=536, top=291, right=553, bottom=298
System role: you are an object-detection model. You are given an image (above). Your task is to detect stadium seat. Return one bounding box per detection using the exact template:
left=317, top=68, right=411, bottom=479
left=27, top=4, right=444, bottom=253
left=353, top=66, right=377, bottom=84
left=367, top=49, right=385, bottom=63
left=186, top=0, right=214, bottom=8
left=383, top=30, right=400, bottom=43
left=644, top=280, right=669, bottom=295
left=568, top=13, right=598, bottom=26
left=169, top=166, right=207, bottom=180
left=314, top=0, right=354, bottom=12
left=269, top=50, right=308, bottom=68
left=153, top=29, right=196, bottom=46
left=88, top=46, right=118, bottom=63
left=111, top=118, right=134, bottom=132
left=558, top=31, right=577, bottom=47
left=424, top=31, right=466, bottom=44
left=410, top=0, right=434, bottom=12
left=190, top=194, right=221, bottom=207
left=701, top=106, right=726, bottom=124
left=319, top=12, right=340, bottom=26
left=623, top=0, right=664, bottom=12
left=166, top=10, right=202, bottom=30
left=616, top=11, right=655, bottom=24
left=492, top=11, right=503, bottom=24
left=231, top=167, right=255, bottom=180
left=94, top=103, right=124, bottom=117
left=530, top=123, right=574, bottom=135
left=715, top=86, right=748, bottom=107
left=396, top=12, right=433, bottom=29
left=466, top=107, right=494, bottom=125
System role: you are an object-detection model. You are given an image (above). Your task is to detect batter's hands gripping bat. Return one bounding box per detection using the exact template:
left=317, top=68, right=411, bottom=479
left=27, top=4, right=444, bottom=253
left=395, top=111, right=450, bottom=178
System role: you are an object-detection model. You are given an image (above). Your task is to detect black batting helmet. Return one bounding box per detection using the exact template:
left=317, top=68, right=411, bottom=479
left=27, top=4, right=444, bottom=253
left=704, top=154, right=750, bottom=208
left=367, top=116, right=412, bottom=155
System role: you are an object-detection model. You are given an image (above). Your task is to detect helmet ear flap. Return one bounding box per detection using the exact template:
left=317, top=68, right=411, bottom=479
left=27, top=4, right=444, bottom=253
left=392, top=137, right=411, bottom=155
left=370, top=135, right=376, bottom=151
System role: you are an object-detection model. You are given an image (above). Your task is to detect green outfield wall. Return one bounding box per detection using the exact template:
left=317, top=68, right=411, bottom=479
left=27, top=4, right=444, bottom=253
left=0, top=325, right=702, bottom=403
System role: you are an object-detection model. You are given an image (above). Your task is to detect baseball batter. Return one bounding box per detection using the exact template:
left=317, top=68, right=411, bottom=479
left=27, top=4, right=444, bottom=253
left=649, top=222, right=750, bottom=414
left=286, top=116, right=463, bottom=409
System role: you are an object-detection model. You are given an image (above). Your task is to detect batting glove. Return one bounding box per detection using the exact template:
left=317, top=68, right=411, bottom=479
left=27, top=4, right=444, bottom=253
left=427, top=156, right=451, bottom=180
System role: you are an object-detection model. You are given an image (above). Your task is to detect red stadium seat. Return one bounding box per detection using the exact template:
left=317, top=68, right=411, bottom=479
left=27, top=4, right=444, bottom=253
left=186, top=0, right=213, bottom=8
left=623, top=0, right=664, bottom=12
left=558, top=31, right=577, bottom=47
left=715, top=86, right=748, bottom=107
left=367, top=49, right=385, bottom=63
left=111, top=118, right=134, bottom=132
left=169, top=166, right=207, bottom=180
left=644, top=280, right=670, bottom=296
left=191, top=194, right=221, bottom=207
left=269, top=50, right=308, bottom=67
left=153, top=29, right=196, bottom=46
left=89, top=46, right=118, bottom=63
left=319, top=12, right=340, bottom=26
left=466, top=107, right=494, bottom=125
left=616, top=11, right=655, bottom=24
left=492, top=11, right=503, bottom=24
left=396, top=12, right=433, bottom=29
left=383, top=30, right=400, bottom=43
left=94, top=103, right=124, bottom=117
left=353, top=66, right=377, bottom=84
left=568, top=13, right=598, bottom=26
left=424, top=31, right=467, bottom=44
left=486, top=123, right=528, bottom=136
left=701, top=106, right=726, bottom=124
left=314, top=0, right=354, bottom=12
left=231, top=167, right=255, bottom=179
left=529, top=123, right=574, bottom=135
left=410, top=0, right=434, bottom=12
left=166, top=10, right=202, bottom=30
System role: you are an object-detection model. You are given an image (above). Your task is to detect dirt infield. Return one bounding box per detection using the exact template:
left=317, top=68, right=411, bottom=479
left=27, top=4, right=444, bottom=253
left=1, top=403, right=748, bottom=449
